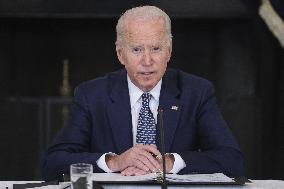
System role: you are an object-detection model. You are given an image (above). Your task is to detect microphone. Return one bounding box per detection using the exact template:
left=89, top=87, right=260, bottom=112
left=158, top=107, right=167, bottom=189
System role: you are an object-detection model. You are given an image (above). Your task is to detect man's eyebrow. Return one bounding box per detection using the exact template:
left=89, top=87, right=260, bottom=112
left=128, top=45, right=144, bottom=49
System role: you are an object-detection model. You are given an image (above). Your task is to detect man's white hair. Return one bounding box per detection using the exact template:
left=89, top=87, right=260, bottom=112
left=116, top=6, right=172, bottom=45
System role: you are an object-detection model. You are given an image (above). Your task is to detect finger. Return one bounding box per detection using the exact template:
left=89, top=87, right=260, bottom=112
left=118, top=147, right=148, bottom=171
left=134, top=168, right=149, bottom=176
left=134, top=144, right=162, bottom=170
left=116, top=145, right=160, bottom=172
left=140, top=151, right=161, bottom=171
left=135, top=146, right=162, bottom=171
left=134, top=144, right=161, bottom=161
left=131, top=156, right=151, bottom=172
left=132, top=147, right=160, bottom=171
left=130, top=167, right=144, bottom=176
left=121, top=167, right=135, bottom=176
left=149, top=145, right=162, bottom=161
left=122, top=166, right=149, bottom=176
left=138, top=144, right=162, bottom=158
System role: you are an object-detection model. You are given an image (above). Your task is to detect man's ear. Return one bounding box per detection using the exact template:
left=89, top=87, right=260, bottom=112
left=167, top=44, right=172, bottom=63
left=116, top=43, right=125, bottom=66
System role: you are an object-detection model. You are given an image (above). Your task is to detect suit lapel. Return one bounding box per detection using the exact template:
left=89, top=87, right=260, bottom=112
left=157, top=70, right=182, bottom=152
left=107, top=70, right=133, bottom=153
left=106, top=69, right=182, bottom=153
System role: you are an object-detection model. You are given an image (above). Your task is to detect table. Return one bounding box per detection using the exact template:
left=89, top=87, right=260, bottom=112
left=100, top=180, right=284, bottom=189
left=0, top=180, right=283, bottom=189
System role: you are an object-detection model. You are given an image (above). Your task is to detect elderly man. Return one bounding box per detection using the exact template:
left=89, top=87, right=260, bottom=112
left=42, top=6, right=244, bottom=180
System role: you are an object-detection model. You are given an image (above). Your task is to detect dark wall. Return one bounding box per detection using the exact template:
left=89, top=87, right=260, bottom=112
left=0, top=0, right=283, bottom=180
left=0, top=18, right=120, bottom=96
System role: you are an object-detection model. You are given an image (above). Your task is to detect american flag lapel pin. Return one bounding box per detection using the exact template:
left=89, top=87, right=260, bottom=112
left=171, top=105, right=178, bottom=111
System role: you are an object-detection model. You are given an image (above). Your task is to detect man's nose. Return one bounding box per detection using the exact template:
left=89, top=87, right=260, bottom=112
left=142, top=50, right=152, bottom=66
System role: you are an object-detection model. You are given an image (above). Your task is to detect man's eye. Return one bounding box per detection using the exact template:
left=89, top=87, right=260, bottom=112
left=132, top=47, right=142, bottom=53
left=152, top=47, right=161, bottom=52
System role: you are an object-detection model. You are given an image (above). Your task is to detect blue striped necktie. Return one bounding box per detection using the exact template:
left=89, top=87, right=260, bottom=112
left=136, top=93, right=156, bottom=145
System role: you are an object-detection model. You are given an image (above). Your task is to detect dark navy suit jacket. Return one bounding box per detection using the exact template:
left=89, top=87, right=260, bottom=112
left=42, top=68, right=244, bottom=181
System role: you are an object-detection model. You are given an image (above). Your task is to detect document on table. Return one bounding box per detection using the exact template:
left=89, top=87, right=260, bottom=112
left=166, top=173, right=234, bottom=182
left=91, top=172, right=158, bottom=182
left=91, top=172, right=234, bottom=183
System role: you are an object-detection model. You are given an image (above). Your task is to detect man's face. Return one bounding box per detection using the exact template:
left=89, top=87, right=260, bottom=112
left=116, top=18, right=172, bottom=92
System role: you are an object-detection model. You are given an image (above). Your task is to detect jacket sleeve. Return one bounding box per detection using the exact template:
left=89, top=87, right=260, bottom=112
left=179, top=82, right=245, bottom=177
left=41, top=85, right=105, bottom=181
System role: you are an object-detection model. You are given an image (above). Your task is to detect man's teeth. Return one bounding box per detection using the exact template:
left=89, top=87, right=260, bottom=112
left=142, top=72, right=152, bottom=75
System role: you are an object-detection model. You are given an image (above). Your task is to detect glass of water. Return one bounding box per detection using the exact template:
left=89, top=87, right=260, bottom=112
left=70, top=163, right=93, bottom=189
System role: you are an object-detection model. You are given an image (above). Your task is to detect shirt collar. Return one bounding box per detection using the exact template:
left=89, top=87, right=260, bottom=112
left=127, top=75, right=162, bottom=108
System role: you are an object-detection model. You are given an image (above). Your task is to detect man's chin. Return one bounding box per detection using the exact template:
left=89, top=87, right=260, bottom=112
left=135, top=77, right=159, bottom=91
left=139, top=82, right=156, bottom=92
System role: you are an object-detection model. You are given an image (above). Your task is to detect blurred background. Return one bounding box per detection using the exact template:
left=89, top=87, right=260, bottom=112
left=0, top=0, right=283, bottom=180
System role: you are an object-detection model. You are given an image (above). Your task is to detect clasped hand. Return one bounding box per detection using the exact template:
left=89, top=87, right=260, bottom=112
left=106, top=144, right=173, bottom=176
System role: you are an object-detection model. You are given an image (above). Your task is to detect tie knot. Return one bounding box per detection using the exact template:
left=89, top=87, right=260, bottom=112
left=141, top=93, right=151, bottom=107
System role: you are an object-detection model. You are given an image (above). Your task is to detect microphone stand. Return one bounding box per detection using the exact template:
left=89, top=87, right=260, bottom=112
left=158, top=108, right=167, bottom=189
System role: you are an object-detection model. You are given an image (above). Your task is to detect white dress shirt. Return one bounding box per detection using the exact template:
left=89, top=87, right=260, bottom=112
left=96, top=75, right=186, bottom=173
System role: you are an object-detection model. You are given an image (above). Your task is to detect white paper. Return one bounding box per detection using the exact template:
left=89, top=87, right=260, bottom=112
left=26, top=182, right=71, bottom=189
left=92, top=173, right=157, bottom=182
left=166, top=173, right=234, bottom=182
left=0, top=181, right=42, bottom=189
left=91, top=172, right=234, bottom=183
